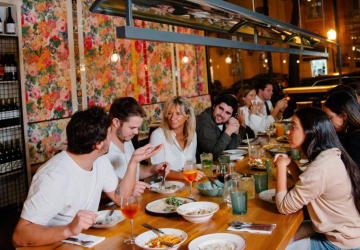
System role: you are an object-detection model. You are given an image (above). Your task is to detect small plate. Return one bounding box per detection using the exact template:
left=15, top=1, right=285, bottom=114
left=188, top=233, right=246, bottom=250
left=93, top=210, right=125, bottom=228
left=145, top=197, right=195, bottom=217
left=262, top=144, right=289, bottom=150
left=223, top=149, right=247, bottom=155
left=135, top=228, right=187, bottom=250
left=259, top=189, right=276, bottom=204
left=241, top=139, right=260, bottom=146
left=150, top=181, right=185, bottom=194
left=276, top=136, right=288, bottom=143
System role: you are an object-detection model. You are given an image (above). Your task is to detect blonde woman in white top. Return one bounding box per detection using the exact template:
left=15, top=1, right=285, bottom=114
left=150, top=96, right=205, bottom=181
left=236, top=85, right=267, bottom=136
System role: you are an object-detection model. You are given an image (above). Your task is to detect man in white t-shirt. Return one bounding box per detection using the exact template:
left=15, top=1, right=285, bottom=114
left=107, top=97, right=170, bottom=196
left=255, top=79, right=288, bottom=129
left=12, top=107, right=163, bottom=247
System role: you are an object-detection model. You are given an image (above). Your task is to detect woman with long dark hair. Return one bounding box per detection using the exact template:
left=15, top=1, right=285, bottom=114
left=275, top=107, right=360, bottom=249
left=324, top=91, right=360, bottom=169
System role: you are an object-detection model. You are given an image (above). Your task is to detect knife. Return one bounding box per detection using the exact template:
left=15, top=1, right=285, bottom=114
left=142, top=223, right=165, bottom=235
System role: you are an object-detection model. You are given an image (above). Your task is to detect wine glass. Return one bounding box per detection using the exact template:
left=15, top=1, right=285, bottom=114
left=216, top=164, right=227, bottom=183
left=265, top=123, right=276, bottom=140
left=121, top=195, right=141, bottom=244
left=183, top=162, right=197, bottom=199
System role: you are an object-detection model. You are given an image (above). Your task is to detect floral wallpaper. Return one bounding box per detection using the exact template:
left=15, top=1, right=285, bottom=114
left=23, top=0, right=209, bottom=165
left=28, top=119, right=69, bottom=164
left=21, top=0, right=73, bottom=123
left=177, top=27, right=208, bottom=98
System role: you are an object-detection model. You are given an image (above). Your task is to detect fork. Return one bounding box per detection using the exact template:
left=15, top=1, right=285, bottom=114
left=160, top=164, right=166, bottom=189
left=65, top=237, right=94, bottom=246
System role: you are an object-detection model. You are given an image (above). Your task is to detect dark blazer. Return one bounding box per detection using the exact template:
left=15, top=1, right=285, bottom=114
left=195, top=107, right=245, bottom=162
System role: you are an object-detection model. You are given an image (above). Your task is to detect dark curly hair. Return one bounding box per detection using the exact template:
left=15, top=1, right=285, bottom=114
left=67, top=106, right=111, bottom=154
left=109, top=97, right=146, bottom=123
left=295, top=107, right=360, bottom=214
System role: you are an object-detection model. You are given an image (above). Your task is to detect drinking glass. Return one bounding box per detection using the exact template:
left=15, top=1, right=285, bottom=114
left=230, top=178, right=247, bottom=214
left=216, top=164, right=227, bottom=183
left=253, top=173, right=268, bottom=193
left=200, top=153, right=213, bottom=177
left=248, top=145, right=260, bottom=161
left=240, top=174, right=255, bottom=199
left=121, top=195, right=141, bottom=244
left=266, top=123, right=276, bottom=140
left=183, top=162, right=197, bottom=199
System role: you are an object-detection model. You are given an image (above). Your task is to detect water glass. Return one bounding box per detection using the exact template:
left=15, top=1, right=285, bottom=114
left=218, top=155, right=230, bottom=164
left=248, top=145, right=260, bottom=160
left=224, top=173, right=241, bottom=205
left=230, top=179, right=247, bottom=215
left=240, top=174, right=255, bottom=199
left=253, top=173, right=268, bottom=193
left=290, top=149, right=301, bottom=161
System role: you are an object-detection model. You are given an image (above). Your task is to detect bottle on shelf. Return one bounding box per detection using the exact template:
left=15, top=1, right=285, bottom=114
left=9, top=54, right=17, bottom=80
left=5, top=7, right=15, bottom=35
left=4, top=54, right=10, bottom=81
left=0, top=16, right=3, bottom=34
left=0, top=98, right=5, bottom=120
left=2, top=140, right=11, bottom=173
left=14, top=138, right=22, bottom=170
left=0, top=142, right=4, bottom=173
left=0, top=54, right=4, bottom=81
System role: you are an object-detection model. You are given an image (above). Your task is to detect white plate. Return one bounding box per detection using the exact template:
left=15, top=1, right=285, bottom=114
left=288, top=166, right=307, bottom=175
left=93, top=210, right=125, bottom=228
left=188, top=233, right=246, bottom=250
left=259, top=189, right=276, bottom=204
left=223, top=149, right=247, bottom=156
left=145, top=197, right=195, bottom=217
left=150, top=181, right=185, bottom=194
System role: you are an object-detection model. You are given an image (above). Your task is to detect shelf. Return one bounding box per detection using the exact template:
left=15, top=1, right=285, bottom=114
left=0, top=117, right=20, bottom=129
left=0, top=168, right=23, bottom=178
left=0, top=80, right=18, bottom=84
left=0, top=33, right=17, bottom=37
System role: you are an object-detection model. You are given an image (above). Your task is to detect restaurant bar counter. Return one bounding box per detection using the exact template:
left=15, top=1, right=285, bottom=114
left=18, top=151, right=303, bottom=250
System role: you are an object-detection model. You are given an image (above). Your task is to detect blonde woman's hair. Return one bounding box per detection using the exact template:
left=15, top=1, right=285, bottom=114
left=236, top=85, right=256, bottom=107
left=161, top=96, right=196, bottom=149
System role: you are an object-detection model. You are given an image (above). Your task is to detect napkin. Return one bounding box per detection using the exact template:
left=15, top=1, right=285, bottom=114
left=62, top=233, right=105, bottom=248
left=227, top=224, right=276, bottom=234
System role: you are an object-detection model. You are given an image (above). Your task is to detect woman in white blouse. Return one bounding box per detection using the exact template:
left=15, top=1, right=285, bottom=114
left=150, top=96, right=205, bottom=181
left=236, top=85, right=266, bottom=137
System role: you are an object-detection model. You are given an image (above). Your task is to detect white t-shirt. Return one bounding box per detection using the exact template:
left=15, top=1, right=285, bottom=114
left=150, top=128, right=197, bottom=171
left=240, top=106, right=266, bottom=136
left=106, top=141, right=140, bottom=181
left=21, top=151, right=118, bottom=227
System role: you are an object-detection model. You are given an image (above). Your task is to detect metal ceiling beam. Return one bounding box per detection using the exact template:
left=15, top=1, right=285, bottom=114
left=117, top=26, right=329, bottom=57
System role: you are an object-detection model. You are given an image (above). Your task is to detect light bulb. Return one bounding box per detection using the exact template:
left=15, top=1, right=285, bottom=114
left=264, top=59, right=268, bottom=63
left=111, top=51, right=119, bottom=63
left=182, top=56, right=189, bottom=64
left=283, top=60, right=286, bottom=64
left=327, top=29, right=336, bottom=40
left=225, top=55, right=232, bottom=64
left=296, top=60, right=300, bottom=63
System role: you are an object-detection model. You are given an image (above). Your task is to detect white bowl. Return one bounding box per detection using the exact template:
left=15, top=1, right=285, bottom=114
left=176, top=202, right=219, bottom=223
left=135, top=228, right=187, bottom=250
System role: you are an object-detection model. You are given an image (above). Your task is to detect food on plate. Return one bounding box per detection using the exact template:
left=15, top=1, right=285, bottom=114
left=198, top=242, right=237, bottom=250
left=277, top=135, right=288, bottom=141
left=94, top=216, right=121, bottom=225
left=153, top=184, right=178, bottom=191
left=184, top=208, right=211, bottom=215
left=164, top=197, right=189, bottom=212
left=144, top=234, right=183, bottom=248
left=249, top=157, right=267, bottom=169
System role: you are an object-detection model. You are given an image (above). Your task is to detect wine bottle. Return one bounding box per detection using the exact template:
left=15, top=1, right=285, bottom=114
left=5, top=7, right=15, bottom=35
left=12, top=97, right=19, bottom=118
left=0, top=143, right=4, bottom=173
left=0, top=54, right=4, bottom=81
left=15, top=138, right=22, bottom=160
left=10, top=140, right=15, bottom=161
left=9, top=54, right=17, bottom=80
left=0, top=16, right=3, bottom=34
left=4, top=54, right=10, bottom=80
left=6, top=98, right=13, bottom=118
left=3, top=141, right=10, bottom=172
left=0, top=98, right=5, bottom=120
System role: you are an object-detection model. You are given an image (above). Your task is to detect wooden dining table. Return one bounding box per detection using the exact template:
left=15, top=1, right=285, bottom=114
left=20, top=139, right=304, bottom=250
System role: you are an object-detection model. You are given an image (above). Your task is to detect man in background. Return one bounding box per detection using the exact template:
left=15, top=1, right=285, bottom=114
left=107, top=97, right=170, bottom=196
left=255, top=79, right=288, bottom=128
